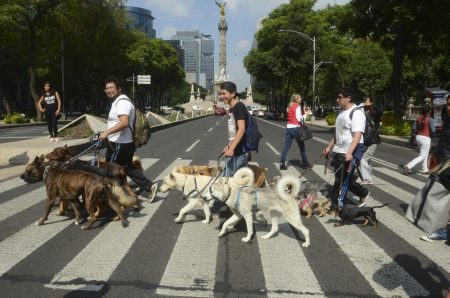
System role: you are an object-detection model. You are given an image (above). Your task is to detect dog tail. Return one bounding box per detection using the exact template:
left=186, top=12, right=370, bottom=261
left=232, top=167, right=255, bottom=187
left=111, top=181, right=138, bottom=207
left=277, top=176, right=300, bottom=202
left=371, top=203, right=390, bottom=209
left=132, top=155, right=143, bottom=171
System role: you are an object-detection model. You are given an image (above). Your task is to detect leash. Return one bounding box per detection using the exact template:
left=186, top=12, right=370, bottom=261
left=298, top=153, right=325, bottom=178
left=66, top=139, right=103, bottom=164
left=338, top=159, right=358, bottom=208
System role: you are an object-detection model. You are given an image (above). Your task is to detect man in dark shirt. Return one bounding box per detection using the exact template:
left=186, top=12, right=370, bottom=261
left=219, top=81, right=248, bottom=176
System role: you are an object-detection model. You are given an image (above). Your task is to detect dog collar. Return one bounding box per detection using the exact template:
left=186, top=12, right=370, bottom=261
left=299, top=194, right=314, bottom=209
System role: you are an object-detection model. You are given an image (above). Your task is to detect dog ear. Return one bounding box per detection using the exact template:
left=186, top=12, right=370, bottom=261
left=64, top=144, right=68, bottom=148
left=170, top=173, right=175, bottom=179
left=39, top=154, right=45, bottom=162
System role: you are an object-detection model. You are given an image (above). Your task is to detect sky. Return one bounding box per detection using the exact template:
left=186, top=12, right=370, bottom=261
left=125, top=0, right=350, bottom=92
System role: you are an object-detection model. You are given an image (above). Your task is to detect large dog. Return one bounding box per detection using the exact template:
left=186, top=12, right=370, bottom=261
left=21, top=155, right=137, bottom=218
left=159, top=170, right=219, bottom=224
left=36, top=165, right=134, bottom=229
left=209, top=168, right=310, bottom=247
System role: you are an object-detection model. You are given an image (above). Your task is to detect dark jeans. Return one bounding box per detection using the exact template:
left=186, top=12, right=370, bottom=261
left=331, top=144, right=367, bottom=206
left=45, top=108, right=58, bottom=137
left=280, top=127, right=309, bottom=164
left=105, top=141, right=152, bottom=193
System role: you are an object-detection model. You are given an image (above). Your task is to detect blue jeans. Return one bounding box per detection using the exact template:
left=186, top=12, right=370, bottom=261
left=280, top=127, right=309, bottom=164
left=221, top=154, right=248, bottom=177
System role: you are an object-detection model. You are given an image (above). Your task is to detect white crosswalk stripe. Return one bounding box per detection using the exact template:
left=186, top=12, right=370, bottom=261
left=0, top=156, right=448, bottom=297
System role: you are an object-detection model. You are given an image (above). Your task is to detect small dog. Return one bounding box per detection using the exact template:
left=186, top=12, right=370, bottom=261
left=299, top=194, right=331, bottom=218
left=334, top=203, right=390, bottom=227
left=209, top=168, right=310, bottom=246
left=174, top=165, right=222, bottom=176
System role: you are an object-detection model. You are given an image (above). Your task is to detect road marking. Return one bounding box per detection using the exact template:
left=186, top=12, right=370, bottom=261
left=265, top=142, right=280, bottom=155
left=256, top=219, right=324, bottom=297
left=207, top=127, right=213, bottom=132
left=372, top=157, right=398, bottom=169
left=300, top=165, right=429, bottom=297
left=0, top=187, right=45, bottom=222
left=186, top=140, right=200, bottom=152
left=373, top=167, right=423, bottom=190
left=45, top=158, right=177, bottom=291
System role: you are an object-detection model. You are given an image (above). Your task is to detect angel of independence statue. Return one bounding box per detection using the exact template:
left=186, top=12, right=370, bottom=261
left=215, top=0, right=226, bottom=17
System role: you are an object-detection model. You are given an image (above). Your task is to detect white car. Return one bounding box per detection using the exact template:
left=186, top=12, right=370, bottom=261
left=192, top=106, right=203, bottom=111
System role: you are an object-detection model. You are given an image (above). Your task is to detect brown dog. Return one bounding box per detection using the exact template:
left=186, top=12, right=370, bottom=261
left=36, top=165, right=130, bottom=230
left=21, top=155, right=138, bottom=217
left=44, top=145, right=142, bottom=212
left=174, top=164, right=267, bottom=188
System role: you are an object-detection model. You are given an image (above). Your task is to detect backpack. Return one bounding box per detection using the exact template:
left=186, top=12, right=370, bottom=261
left=350, top=107, right=379, bottom=147
left=116, top=97, right=151, bottom=147
left=243, top=112, right=262, bottom=153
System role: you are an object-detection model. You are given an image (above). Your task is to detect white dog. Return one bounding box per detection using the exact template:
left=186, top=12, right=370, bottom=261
left=210, top=167, right=310, bottom=247
left=159, top=171, right=221, bottom=224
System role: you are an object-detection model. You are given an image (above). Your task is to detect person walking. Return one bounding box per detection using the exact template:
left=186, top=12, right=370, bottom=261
left=323, top=87, right=370, bottom=209
left=357, top=97, right=382, bottom=184
left=402, top=104, right=436, bottom=175
left=437, top=94, right=450, bottom=164
left=280, top=93, right=312, bottom=170
left=99, top=77, right=158, bottom=202
left=38, top=81, right=61, bottom=142
left=219, top=81, right=249, bottom=176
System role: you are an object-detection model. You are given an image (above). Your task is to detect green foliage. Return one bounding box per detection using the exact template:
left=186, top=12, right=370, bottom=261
left=325, top=112, right=337, bottom=126
left=380, top=122, right=412, bottom=137
left=3, top=113, right=28, bottom=124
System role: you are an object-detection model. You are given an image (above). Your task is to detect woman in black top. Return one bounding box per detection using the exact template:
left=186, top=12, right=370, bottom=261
left=38, top=81, right=61, bottom=142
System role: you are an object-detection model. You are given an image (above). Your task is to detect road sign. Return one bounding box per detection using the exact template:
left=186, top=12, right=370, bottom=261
left=137, top=75, right=151, bottom=85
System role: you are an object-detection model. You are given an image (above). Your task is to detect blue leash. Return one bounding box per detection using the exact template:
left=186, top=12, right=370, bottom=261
left=338, top=159, right=358, bottom=208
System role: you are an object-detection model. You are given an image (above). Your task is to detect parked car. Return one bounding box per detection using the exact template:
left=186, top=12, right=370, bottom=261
left=265, top=110, right=278, bottom=120
left=246, top=105, right=253, bottom=115
left=192, top=106, right=203, bottom=111
left=214, top=107, right=226, bottom=115
left=173, top=106, right=185, bottom=113
left=255, top=110, right=266, bottom=117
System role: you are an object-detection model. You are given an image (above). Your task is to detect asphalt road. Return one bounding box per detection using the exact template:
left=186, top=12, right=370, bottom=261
left=0, top=125, right=51, bottom=143
left=0, top=115, right=448, bottom=297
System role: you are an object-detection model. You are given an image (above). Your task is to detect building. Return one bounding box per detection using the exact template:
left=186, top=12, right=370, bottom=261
left=171, top=31, right=214, bottom=91
left=125, top=6, right=156, bottom=39
left=164, top=40, right=185, bottom=69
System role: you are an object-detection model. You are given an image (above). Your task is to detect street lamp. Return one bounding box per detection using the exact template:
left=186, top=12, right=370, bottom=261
left=278, top=29, right=317, bottom=114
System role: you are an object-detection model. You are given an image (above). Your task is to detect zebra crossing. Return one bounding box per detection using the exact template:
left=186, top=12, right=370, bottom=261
left=0, top=157, right=448, bottom=297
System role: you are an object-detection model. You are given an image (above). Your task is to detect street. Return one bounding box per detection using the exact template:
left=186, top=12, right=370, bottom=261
left=0, top=116, right=448, bottom=297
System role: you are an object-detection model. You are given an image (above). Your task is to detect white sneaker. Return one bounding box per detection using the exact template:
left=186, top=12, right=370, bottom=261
left=50, top=138, right=55, bottom=142
left=148, top=183, right=158, bottom=203
left=54, top=137, right=59, bottom=142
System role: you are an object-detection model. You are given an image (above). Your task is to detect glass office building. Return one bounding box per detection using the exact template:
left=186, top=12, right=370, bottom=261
left=125, top=6, right=156, bottom=39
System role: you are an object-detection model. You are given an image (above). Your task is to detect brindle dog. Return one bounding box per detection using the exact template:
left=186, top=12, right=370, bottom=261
left=36, top=165, right=129, bottom=230
left=44, top=145, right=142, bottom=211
left=21, top=155, right=137, bottom=217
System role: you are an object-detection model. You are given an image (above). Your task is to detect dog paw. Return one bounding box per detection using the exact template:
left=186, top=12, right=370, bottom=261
left=35, top=219, right=44, bottom=226
left=301, top=242, right=310, bottom=248
left=261, top=234, right=270, bottom=240
left=174, top=217, right=183, bottom=223
left=241, top=237, right=251, bottom=243
left=54, top=211, right=65, bottom=216
left=121, top=220, right=129, bottom=228
left=218, top=232, right=225, bottom=238
left=202, top=219, right=210, bottom=224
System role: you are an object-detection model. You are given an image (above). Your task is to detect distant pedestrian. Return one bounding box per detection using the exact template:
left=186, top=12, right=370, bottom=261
left=280, top=93, right=311, bottom=170
left=357, top=97, right=381, bottom=184
left=402, top=104, right=436, bottom=175
left=323, top=87, right=369, bottom=209
left=220, top=81, right=248, bottom=176
left=38, top=81, right=61, bottom=142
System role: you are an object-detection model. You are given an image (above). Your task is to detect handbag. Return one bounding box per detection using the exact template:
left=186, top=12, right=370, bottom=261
left=298, top=124, right=313, bottom=142
left=408, top=130, right=417, bottom=148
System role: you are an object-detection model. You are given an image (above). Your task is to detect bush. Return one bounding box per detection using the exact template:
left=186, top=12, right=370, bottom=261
left=325, top=112, right=337, bottom=126
left=380, top=121, right=412, bottom=136
left=3, top=113, right=29, bottom=124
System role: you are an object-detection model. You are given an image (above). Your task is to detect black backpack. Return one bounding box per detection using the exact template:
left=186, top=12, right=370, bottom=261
left=350, top=107, right=379, bottom=147
left=242, top=112, right=262, bottom=153
left=116, top=97, right=151, bottom=148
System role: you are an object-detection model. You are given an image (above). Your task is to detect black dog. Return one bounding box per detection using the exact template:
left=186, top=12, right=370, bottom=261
left=334, top=203, right=389, bottom=227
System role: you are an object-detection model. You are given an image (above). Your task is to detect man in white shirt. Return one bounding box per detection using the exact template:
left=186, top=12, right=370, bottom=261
left=323, top=87, right=370, bottom=209
left=99, top=77, right=158, bottom=202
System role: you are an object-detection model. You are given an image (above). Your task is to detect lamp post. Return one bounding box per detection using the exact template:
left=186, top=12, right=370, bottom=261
left=278, top=29, right=317, bottom=114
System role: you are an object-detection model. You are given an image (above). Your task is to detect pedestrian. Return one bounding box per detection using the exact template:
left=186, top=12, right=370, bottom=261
left=419, top=95, right=450, bottom=243
left=38, top=81, right=61, bottom=142
left=219, top=81, right=249, bottom=176
left=357, top=97, right=382, bottom=184
left=99, top=77, right=158, bottom=202
left=280, top=93, right=312, bottom=170
left=323, top=87, right=370, bottom=209
left=437, top=94, right=450, bottom=164
left=402, top=103, right=436, bottom=175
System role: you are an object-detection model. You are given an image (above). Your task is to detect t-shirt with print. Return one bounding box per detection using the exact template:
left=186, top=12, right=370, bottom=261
left=227, top=101, right=247, bottom=156
left=107, top=94, right=135, bottom=144
left=333, top=105, right=365, bottom=154
left=43, top=92, right=57, bottom=109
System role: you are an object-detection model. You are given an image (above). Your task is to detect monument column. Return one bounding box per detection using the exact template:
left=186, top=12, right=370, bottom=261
left=214, top=0, right=230, bottom=100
